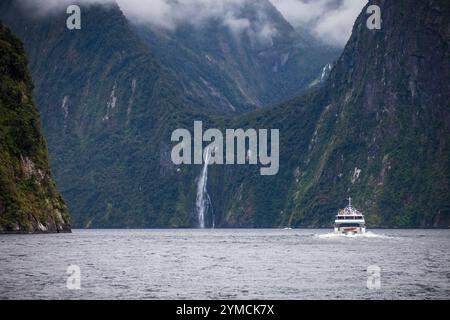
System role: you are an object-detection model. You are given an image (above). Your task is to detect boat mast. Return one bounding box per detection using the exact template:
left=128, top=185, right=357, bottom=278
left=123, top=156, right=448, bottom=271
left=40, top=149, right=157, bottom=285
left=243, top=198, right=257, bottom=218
left=348, top=197, right=352, bottom=208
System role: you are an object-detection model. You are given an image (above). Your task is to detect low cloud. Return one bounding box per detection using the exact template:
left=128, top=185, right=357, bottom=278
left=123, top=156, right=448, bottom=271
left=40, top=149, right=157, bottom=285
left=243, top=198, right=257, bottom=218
left=118, top=0, right=244, bottom=30
left=17, top=0, right=367, bottom=46
left=271, top=0, right=367, bottom=46
left=17, top=0, right=111, bottom=16
left=117, top=0, right=279, bottom=44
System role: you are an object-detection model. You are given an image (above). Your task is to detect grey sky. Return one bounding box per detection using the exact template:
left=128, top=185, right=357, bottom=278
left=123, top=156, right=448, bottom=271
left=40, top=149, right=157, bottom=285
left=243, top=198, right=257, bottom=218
left=271, top=0, right=367, bottom=46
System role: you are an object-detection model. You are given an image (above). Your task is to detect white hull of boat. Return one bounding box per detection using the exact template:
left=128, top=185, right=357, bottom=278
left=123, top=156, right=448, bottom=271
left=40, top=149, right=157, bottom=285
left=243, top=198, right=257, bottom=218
left=334, top=227, right=366, bottom=235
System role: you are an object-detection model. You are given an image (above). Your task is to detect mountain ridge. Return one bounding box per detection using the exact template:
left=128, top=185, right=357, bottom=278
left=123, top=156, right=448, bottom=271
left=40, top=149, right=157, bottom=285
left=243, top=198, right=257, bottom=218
left=214, top=0, right=450, bottom=228
left=132, top=0, right=340, bottom=113
left=0, top=0, right=448, bottom=228
left=0, top=22, right=71, bottom=233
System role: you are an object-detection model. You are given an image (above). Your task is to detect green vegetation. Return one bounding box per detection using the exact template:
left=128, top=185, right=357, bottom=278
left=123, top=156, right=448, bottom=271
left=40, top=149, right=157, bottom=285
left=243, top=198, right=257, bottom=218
left=0, top=0, right=447, bottom=229
left=217, top=0, right=450, bottom=228
left=0, top=22, right=70, bottom=233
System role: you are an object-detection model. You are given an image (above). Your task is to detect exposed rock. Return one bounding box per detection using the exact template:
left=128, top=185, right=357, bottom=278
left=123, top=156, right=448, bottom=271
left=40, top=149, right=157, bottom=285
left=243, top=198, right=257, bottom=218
left=0, top=23, right=71, bottom=234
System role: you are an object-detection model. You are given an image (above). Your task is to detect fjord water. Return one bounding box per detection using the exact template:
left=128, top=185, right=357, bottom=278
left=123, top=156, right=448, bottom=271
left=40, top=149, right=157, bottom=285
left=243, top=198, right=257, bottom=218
left=0, top=229, right=449, bottom=300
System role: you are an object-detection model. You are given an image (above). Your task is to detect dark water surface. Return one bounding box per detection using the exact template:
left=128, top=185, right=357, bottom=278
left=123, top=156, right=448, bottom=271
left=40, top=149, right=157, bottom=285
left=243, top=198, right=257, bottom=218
left=0, top=229, right=449, bottom=299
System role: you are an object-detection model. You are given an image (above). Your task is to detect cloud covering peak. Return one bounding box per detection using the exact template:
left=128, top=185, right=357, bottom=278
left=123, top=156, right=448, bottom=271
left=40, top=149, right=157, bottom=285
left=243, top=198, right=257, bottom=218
left=271, top=0, right=367, bottom=46
left=17, top=0, right=367, bottom=46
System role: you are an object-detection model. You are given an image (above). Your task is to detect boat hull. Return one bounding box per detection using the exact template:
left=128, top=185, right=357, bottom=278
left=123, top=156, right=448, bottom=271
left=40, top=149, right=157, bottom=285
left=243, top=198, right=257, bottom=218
left=334, top=226, right=366, bottom=235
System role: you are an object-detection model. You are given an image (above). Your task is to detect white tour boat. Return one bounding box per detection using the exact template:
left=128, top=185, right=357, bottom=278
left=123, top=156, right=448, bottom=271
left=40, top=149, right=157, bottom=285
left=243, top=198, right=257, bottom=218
left=334, top=198, right=366, bottom=235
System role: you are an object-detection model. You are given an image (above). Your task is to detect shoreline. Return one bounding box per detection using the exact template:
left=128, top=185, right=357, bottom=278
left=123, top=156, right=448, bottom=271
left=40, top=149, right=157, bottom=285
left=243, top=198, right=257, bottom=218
left=1, top=227, right=448, bottom=235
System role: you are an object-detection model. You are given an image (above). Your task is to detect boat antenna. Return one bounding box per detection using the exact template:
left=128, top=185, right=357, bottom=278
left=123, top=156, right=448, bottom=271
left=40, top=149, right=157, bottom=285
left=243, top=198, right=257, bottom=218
left=348, top=197, right=352, bottom=207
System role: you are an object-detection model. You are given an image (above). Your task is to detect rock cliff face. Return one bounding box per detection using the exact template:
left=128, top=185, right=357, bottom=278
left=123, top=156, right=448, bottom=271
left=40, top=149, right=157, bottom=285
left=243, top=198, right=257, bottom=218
left=0, top=0, right=448, bottom=228
left=215, top=0, right=450, bottom=227
left=286, top=0, right=450, bottom=227
left=0, top=23, right=71, bottom=233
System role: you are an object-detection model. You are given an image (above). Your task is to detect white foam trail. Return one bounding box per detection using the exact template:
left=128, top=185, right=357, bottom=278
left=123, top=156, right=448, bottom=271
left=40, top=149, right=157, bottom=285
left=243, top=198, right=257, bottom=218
left=315, top=231, right=394, bottom=239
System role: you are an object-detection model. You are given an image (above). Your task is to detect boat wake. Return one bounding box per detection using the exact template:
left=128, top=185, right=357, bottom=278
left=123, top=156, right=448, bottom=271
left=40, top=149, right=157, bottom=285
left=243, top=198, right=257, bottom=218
left=315, top=231, right=393, bottom=239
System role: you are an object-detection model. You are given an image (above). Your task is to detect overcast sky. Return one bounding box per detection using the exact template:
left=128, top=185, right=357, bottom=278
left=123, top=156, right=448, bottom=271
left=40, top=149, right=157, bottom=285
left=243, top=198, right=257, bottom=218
left=271, top=0, right=367, bottom=46
left=18, top=0, right=367, bottom=47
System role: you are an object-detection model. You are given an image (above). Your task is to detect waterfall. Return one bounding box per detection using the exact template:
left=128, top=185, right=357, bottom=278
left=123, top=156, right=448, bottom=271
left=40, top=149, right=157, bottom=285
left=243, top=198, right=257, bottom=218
left=196, top=147, right=214, bottom=229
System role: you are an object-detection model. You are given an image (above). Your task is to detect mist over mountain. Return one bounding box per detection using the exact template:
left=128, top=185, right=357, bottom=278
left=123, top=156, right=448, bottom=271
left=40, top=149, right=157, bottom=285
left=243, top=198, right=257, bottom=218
left=0, top=0, right=210, bottom=227
left=272, top=0, right=367, bottom=46
left=15, top=0, right=365, bottom=46
left=13, top=0, right=343, bottom=113
left=133, top=0, right=340, bottom=112
left=214, top=0, right=450, bottom=227
left=0, top=0, right=448, bottom=229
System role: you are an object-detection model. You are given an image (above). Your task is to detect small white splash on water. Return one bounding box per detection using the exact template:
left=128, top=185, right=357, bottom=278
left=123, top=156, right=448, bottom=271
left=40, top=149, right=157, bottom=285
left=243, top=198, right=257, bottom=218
left=315, top=231, right=393, bottom=239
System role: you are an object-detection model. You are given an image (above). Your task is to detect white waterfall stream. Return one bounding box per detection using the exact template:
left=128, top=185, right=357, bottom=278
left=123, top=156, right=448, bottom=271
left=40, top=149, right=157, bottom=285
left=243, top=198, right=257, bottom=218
left=196, top=147, right=214, bottom=228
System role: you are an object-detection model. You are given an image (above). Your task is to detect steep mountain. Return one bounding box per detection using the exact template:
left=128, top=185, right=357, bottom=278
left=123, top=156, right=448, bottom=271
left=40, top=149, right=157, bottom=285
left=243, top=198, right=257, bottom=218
left=0, top=23, right=70, bottom=233
left=1, top=0, right=448, bottom=229
left=0, top=0, right=212, bottom=228
left=211, top=0, right=450, bottom=228
left=133, top=0, right=340, bottom=113
left=0, top=0, right=337, bottom=228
